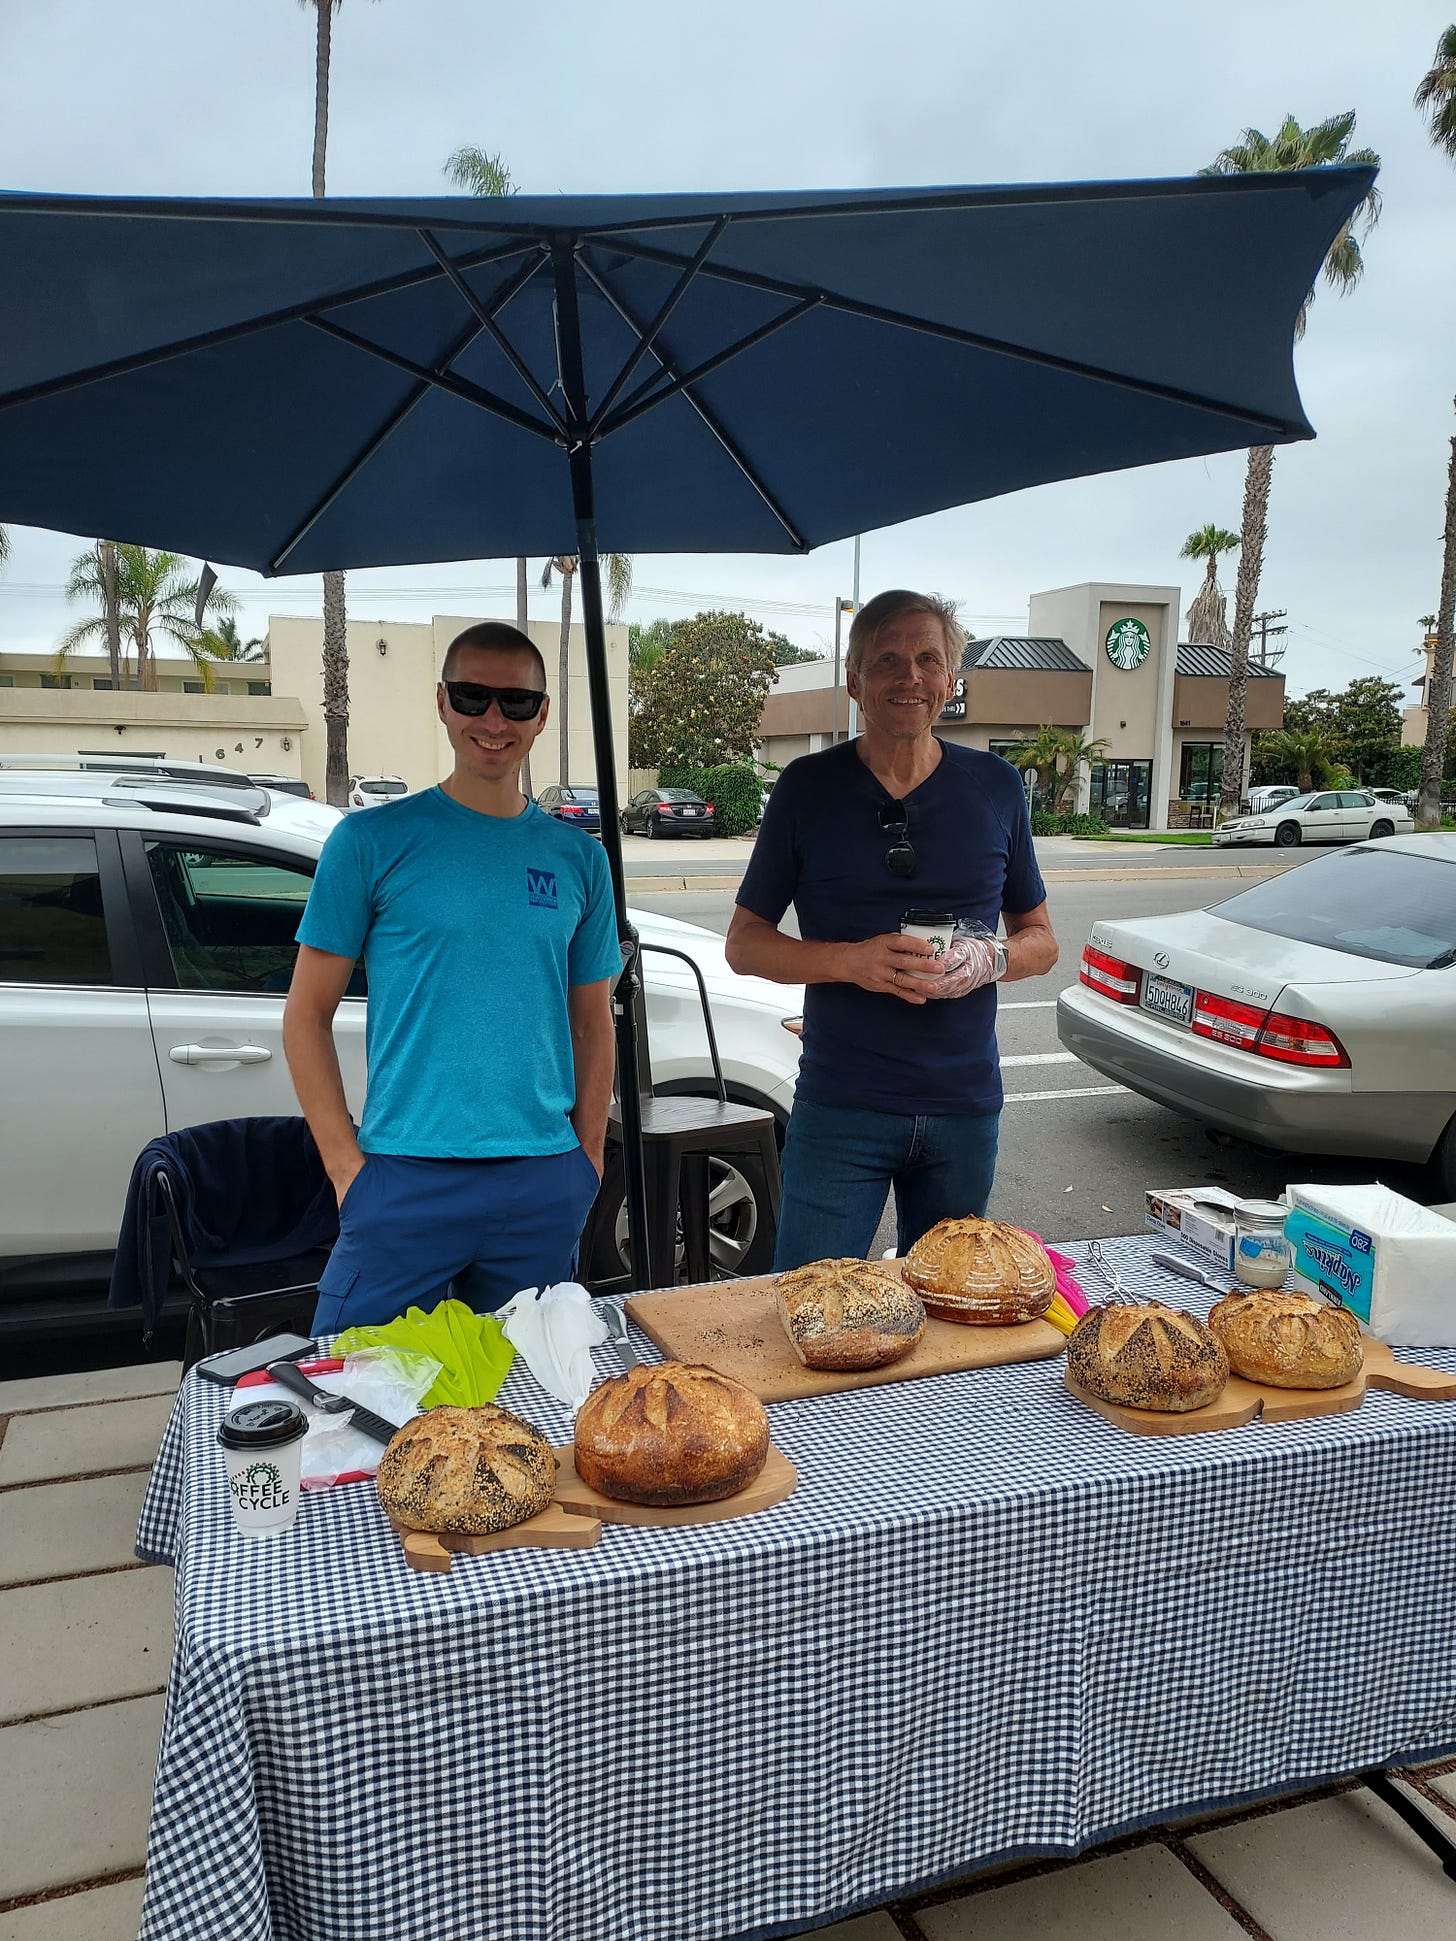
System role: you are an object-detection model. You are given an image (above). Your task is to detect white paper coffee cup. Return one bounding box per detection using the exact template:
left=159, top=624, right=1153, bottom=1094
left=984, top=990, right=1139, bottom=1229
left=218, top=1401, right=308, bottom=1539
left=901, top=908, right=955, bottom=977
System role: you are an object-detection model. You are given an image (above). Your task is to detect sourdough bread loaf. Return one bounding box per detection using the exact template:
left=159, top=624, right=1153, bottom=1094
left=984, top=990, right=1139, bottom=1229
left=774, top=1258, right=926, bottom=1370
left=375, top=1404, right=554, bottom=1534
left=902, top=1216, right=1056, bottom=1324
left=574, top=1361, right=769, bottom=1507
left=1208, top=1287, right=1363, bottom=1388
left=1067, top=1302, right=1229, bottom=1412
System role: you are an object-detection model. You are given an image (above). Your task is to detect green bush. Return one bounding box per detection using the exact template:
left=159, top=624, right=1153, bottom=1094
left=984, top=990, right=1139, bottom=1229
left=658, top=762, right=763, bottom=837
left=1031, top=810, right=1108, bottom=837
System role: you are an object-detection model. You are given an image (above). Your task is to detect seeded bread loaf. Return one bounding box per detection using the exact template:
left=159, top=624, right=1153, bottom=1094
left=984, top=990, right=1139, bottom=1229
left=375, top=1404, right=554, bottom=1535
left=903, top=1217, right=1057, bottom=1325
left=1067, top=1302, right=1228, bottom=1412
left=774, top=1258, right=927, bottom=1370
left=574, top=1361, right=769, bottom=1507
left=1208, top=1288, right=1363, bottom=1389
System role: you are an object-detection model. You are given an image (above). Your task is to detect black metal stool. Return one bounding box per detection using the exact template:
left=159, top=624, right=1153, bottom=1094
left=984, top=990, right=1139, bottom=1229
left=613, top=942, right=782, bottom=1290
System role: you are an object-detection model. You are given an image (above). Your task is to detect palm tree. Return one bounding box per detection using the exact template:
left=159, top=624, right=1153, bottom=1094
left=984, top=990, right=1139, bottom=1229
left=1004, top=726, right=1068, bottom=809
left=1260, top=726, right=1343, bottom=794
left=300, top=0, right=378, bottom=805
left=1201, top=113, right=1381, bottom=814
left=0, top=525, right=9, bottom=567
left=58, top=544, right=236, bottom=690
left=201, top=615, right=266, bottom=662
left=1048, top=731, right=1112, bottom=813
left=542, top=552, right=633, bottom=782
left=1416, top=39, right=1456, bottom=830
left=1179, top=525, right=1239, bottom=649
left=1415, top=25, right=1456, bottom=156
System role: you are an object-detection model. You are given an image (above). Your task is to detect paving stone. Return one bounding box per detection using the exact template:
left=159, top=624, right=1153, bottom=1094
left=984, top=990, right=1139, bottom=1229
left=1431, top=1770, right=1456, bottom=1810
left=0, top=1877, right=144, bottom=1941
left=0, top=1395, right=173, bottom=1487
left=0, top=1568, right=172, bottom=1722
left=0, top=1363, right=180, bottom=1416
left=800, top=1917, right=901, bottom=1940
left=1187, top=1788, right=1456, bottom=1939
left=917, top=1844, right=1247, bottom=1940
left=0, top=1695, right=164, bottom=1900
left=0, top=1474, right=152, bottom=1586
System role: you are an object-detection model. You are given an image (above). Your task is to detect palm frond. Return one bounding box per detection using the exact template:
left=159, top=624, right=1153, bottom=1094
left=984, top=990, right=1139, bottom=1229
left=0, top=524, right=9, bottom=567
left=604, top=552, right=634, bottom=622
left=443, top=145, right=518, bottom=197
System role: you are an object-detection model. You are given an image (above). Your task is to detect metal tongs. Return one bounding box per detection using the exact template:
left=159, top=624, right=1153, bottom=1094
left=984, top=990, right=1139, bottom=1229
left=1083, top=1240, right=1144, bottom=1305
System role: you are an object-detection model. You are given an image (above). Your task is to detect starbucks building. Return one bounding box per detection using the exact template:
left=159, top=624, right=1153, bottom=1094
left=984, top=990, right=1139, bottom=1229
left=756, top=579, right=1285, bottom=832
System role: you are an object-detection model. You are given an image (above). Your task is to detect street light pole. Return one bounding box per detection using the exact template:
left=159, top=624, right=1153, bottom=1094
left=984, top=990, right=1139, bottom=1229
left=848, top=536, right=861, bottom=739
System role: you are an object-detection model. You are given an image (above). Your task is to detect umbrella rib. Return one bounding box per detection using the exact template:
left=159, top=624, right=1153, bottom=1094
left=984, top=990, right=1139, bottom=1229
left=594, top=295, right=823, bottom=441
left=584, top=217, right=727, bottom=439
left=0, top=239, right=540, bottom=416
left=305, top=316, right=564, bottom=444
left=415, top=231, right=565, bottom=435
left=267, top=313, right=493, bottom=575
left=582, top=235, right=1304, bottom=438
left=575, top=255, right=807, bottom=551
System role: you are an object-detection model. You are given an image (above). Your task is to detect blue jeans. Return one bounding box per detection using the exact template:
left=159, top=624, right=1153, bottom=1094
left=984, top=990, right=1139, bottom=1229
left=773, top=1098, right=1000, bottom=1271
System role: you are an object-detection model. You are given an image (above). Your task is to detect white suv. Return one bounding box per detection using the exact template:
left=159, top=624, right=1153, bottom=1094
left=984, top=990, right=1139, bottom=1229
left=0, top=784, right=800, bottom=1323
left=348, top=775, right=410, bottom=811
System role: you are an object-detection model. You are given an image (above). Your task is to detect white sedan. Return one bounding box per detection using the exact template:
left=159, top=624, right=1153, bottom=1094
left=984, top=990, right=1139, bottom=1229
left=1215, top=788, right=1414, bottom=849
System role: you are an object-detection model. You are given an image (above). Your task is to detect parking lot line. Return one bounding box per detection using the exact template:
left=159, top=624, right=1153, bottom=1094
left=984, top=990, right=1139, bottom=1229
left=1001, top=1053, right=1077, bottom=1067
left=1003, top=1084, right=1128, bottom=1102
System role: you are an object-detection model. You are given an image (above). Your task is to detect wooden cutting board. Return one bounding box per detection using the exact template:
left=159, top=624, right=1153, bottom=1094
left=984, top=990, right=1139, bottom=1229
left=1065, top=1338, right=1456, bottom=1438
left=390, top=1503, right=601, bottom=1573
left=552, top=1442, right=797, bottom=1526
left=625, top=1275, right=1064, bottom=1403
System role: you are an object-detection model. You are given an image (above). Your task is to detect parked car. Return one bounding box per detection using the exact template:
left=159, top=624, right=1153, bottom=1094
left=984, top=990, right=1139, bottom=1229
left=0, top=755, right=340, bottom=842
left=249, top=772, right=314, bottom=801
left=1056, top=835, right=1456, bottom=1191
left=536, top=784, right=602, bottom=833
left=1214, top=789, right=1414, bottom=849
left=0, top=783, right=800, bottom=1333
left=621, top=787, right=717, bottom=838
left=348, top=775, right=409, bottom=811
left=1367, top=787, right=1410, bottom=810
left=1246, top=784, right=1301, bottom=816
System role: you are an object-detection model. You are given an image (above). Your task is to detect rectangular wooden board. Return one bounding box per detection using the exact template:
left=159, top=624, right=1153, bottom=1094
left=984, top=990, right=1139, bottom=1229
left=390, top=1502, right=601, bottom=1573
left=625, top=1275, right=1064, bottom=1403
left=552, top=1442, right=797, bottom=1526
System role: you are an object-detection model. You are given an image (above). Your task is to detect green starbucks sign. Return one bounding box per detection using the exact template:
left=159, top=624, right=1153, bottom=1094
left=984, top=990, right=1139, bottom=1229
left=1105, top=617, right=1151, bottom=671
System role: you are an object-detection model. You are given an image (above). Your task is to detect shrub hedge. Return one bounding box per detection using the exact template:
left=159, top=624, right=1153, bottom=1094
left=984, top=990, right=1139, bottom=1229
left=1031, top=810, right=1109, bottom=837
left=658, top=762, right=764, bottom=837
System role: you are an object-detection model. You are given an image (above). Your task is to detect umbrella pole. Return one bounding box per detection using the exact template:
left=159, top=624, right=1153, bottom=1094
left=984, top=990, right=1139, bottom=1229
left=553, top=247, right=652, bottom=1292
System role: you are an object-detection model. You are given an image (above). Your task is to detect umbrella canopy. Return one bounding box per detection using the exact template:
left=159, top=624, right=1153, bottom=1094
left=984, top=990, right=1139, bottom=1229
left=0, top=170, right=1373, bottom=1284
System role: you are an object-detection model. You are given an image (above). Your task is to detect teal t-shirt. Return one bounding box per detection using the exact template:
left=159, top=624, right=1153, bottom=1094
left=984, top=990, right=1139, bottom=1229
left=297, top=788, right=621, bottom=1159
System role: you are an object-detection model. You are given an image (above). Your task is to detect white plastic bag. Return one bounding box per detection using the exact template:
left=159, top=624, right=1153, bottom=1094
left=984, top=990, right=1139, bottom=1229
left=497, top=1281, right=608, bottom=1411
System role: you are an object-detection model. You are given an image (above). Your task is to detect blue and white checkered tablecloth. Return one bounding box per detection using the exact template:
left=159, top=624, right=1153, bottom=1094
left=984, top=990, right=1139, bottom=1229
left=133, top=1236, right=1456, bottom=1941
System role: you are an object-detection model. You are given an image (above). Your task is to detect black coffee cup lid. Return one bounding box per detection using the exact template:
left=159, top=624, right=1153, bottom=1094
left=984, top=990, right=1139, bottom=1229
left=217, top=1400, right=308, bottom=1450
left=902, top=908, right=954, bottom=925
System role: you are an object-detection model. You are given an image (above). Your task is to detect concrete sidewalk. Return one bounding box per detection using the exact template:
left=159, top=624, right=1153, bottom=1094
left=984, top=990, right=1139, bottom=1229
left=2, top=1363, right=1453, bottom=1940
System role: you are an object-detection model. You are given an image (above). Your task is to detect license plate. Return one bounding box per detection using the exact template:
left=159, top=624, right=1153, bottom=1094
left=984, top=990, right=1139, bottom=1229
left=681, top=806, right=700, bottom=816
left=1142, top=973, right=1193, bottom=1025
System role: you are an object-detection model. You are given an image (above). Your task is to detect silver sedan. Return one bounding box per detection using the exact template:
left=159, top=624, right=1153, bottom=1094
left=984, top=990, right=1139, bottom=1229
left=1056, top=836, right=1456, bottom=1193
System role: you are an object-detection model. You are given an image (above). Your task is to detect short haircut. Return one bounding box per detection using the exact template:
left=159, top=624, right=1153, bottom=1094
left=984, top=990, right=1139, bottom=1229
left=441, top=621, right=547, bottom=687
left=845, top=589, right=966, bottom=680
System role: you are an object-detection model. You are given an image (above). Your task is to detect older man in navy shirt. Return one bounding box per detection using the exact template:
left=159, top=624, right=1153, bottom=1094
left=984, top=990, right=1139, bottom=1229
left=727, top=589, right=1058, bottom=1269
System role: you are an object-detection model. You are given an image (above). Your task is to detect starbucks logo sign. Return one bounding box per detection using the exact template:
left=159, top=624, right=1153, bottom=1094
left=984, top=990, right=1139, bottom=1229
left=1105, top=617, right=1151, bottom=671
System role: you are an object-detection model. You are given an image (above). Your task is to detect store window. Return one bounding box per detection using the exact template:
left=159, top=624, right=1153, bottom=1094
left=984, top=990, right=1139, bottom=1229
left=1088, top=760, right=1152, bottom=830
left=1179, top=742, right=1223, bottom=802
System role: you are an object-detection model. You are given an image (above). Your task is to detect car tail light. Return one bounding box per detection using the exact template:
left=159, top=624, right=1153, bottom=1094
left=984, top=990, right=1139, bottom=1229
left=1080, top=944, right=1141, bottom=1004
left=561, top=804, right=583, bottom=815
left=1191, top=992, right=1265, bottom=1049
left=705, top=802, right=714, bottom=814
left=1254, top=1009, right=1350, bottom=1068
left=657, top=801, right=674, bottom=812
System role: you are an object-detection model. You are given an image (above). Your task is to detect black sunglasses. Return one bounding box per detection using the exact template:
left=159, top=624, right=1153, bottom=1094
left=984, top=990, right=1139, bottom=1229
left=443, top=680, right=547, bottom=721
left=878, top=800, right=916, bottom=879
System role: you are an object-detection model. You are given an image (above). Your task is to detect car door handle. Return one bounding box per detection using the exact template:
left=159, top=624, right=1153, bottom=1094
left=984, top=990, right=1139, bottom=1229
left=168, top=1043, right=273, bottom=1065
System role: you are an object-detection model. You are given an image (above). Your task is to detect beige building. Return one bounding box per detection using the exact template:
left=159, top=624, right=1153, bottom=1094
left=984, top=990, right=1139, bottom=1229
left=0, top=613, right=628, bottom=800
left=755, top=581, right=1285, bottom=832
left=1403, top=635, right=1452, bottom=747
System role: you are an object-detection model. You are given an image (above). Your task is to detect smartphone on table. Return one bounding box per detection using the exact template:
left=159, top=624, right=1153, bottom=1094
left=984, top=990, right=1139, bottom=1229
left=194, top=1334, right=318, bottom=1385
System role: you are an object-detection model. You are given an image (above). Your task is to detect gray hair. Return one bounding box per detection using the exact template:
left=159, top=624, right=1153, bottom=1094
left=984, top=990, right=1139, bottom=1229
left=845, top=590, right=966, bottom=680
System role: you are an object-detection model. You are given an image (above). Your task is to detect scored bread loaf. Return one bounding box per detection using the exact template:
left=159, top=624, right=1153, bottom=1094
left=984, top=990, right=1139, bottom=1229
left=1067, top=1302, right=1228, bottom=1412
left=375, top=1404, right=555, bottom=1535
left=774, top=1258, right=927, bottom=1370
left=1208, top=1288, right=1363, bottom=1389
left=902, top=1216, right=1056, bottom=1325
left=574, top=1361, right=769, bottom=1507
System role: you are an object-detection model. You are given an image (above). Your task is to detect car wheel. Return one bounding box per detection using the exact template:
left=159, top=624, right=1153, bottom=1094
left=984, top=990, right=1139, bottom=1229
left=1369, top=819, right=1394, bottom=839
left=646, top=814, right=660, bottom=839
left=580, top=1142, right=778, bottom=1283
left=1274, top=822, right=1301, bottom=848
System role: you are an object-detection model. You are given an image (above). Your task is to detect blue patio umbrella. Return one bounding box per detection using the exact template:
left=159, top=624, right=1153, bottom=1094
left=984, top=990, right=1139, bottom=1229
left=0, top=169, right=1373, bottom=1280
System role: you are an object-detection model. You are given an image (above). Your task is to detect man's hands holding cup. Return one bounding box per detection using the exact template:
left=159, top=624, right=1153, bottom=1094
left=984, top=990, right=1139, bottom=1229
left=844, top=932, right=944, bottom=1003
left=923, top=929, right=1003, bottom=999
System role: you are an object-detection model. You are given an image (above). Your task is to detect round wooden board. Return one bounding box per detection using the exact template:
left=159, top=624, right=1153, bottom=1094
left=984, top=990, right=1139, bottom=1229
left=551, top=1442, right=798, bottom=1526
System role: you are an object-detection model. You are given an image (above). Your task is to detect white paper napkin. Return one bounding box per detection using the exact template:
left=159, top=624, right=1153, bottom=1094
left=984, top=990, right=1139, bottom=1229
left=497, top=1281, right=608, bottom=1411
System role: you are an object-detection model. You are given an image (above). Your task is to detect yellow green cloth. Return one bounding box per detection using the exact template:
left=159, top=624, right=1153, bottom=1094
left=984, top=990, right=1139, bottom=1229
left=333, top=1299, right=515, bottom=1407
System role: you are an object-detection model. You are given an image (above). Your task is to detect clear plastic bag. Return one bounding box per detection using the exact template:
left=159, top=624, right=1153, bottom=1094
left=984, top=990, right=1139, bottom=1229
left=299, top=1348, right=441, bottom=1487
left=922, top=918, right=1004, bottom=999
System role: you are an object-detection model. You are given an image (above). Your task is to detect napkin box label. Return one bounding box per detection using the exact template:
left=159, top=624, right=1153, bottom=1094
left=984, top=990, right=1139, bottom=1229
left=1145, top=1190, right=1237, bottom=1271
left=1285, top=1209, right=1374, bottom=1323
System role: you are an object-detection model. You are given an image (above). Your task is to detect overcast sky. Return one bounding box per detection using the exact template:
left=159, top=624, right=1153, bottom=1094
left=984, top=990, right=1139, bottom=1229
left=1, top=0, right=1453, bottom=701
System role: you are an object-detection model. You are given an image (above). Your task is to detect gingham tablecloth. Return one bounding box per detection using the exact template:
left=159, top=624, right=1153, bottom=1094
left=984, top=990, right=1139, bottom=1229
left=134, top=1237, right=1456, bottom=1941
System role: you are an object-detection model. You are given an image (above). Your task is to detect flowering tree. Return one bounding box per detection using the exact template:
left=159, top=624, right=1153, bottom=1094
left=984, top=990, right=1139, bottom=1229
left=629, top=610, right=777, bottom=769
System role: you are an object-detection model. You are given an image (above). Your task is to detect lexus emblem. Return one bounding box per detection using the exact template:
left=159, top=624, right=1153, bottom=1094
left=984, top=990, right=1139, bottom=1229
left=1155, top=951, right=1171, bottom=970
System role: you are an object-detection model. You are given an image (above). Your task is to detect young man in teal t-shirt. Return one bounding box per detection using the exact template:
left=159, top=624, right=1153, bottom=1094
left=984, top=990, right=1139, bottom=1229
left=284, top=621, right=620, bottom=1331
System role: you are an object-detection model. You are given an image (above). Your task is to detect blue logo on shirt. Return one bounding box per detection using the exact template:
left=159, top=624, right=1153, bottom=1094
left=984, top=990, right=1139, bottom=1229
left=527, top=867, right=559, bottom=908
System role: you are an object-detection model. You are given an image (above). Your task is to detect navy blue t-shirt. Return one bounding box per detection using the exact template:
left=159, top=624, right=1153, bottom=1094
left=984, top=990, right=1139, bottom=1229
left=737, top=740, right=1046, bottom=1115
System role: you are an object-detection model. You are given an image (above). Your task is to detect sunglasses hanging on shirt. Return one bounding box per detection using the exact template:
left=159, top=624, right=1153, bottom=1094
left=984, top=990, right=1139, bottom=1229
left=878, top=800, right=916, bottom=879
left=443, top=681, right=547, bottom=721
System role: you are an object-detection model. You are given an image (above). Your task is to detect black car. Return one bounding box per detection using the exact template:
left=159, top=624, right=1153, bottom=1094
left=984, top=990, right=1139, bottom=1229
left=621, top=787, right=717, bottom=838
left=536, top=784, right=602, bottom=833
left=249, top=773, right=315, bottom=800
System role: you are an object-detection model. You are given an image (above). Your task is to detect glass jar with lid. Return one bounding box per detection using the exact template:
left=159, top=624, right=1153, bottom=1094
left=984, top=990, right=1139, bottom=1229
left=1232, top=1202, right=1293, bottom=1289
